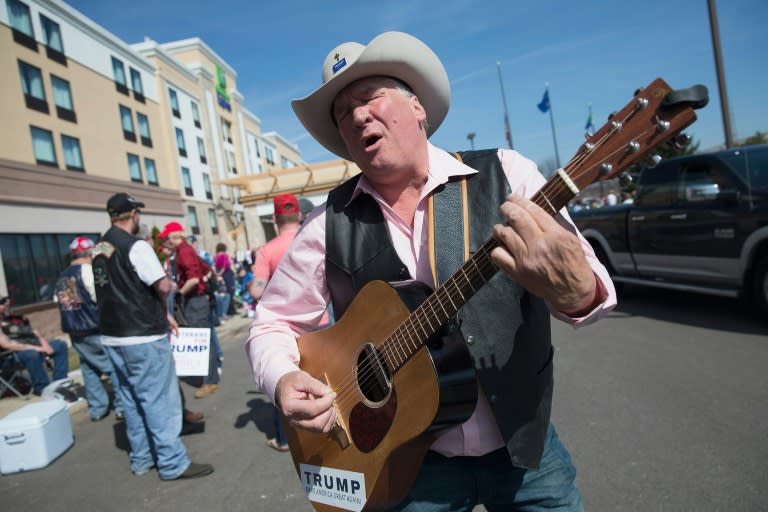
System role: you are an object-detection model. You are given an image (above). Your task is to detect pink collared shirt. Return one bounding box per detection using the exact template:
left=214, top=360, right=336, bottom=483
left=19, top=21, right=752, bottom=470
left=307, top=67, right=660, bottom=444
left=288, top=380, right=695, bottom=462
left=246, top=143, right=617, bottom=457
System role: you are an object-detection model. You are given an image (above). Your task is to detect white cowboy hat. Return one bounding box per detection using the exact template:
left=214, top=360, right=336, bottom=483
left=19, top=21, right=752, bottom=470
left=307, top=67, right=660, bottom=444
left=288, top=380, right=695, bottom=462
left=291, top=31, right=451, bottom=161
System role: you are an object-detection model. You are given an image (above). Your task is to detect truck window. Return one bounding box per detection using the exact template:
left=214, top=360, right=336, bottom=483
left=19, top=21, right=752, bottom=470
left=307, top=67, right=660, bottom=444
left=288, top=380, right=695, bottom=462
left=724, top=147, right=768, bottom=193
left=680, top=159, right=738, bottom=202
left=635, top=162, right=679, bottom=207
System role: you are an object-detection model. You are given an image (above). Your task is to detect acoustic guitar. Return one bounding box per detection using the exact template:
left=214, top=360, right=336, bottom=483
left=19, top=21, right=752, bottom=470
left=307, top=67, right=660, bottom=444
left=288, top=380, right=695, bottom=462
left=285, top=77, right=708, bottom=512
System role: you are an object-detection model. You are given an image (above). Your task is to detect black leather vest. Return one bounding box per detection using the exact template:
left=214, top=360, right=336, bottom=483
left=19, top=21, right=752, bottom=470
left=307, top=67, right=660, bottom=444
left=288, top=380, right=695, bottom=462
left=92, top=226, right=167, bottom=337
left=325, top=149, right=554, bottom=469
left=55, top=264, right=99, bottom=336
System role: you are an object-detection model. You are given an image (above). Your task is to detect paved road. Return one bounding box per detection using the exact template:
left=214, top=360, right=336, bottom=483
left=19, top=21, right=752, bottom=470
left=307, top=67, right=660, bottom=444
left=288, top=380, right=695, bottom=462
left=1, top=287, right=766, bottom=511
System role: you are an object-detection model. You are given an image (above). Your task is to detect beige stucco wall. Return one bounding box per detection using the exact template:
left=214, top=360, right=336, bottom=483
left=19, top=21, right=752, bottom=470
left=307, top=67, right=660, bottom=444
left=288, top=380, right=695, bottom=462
left=0, top=24, right=177, bottom=191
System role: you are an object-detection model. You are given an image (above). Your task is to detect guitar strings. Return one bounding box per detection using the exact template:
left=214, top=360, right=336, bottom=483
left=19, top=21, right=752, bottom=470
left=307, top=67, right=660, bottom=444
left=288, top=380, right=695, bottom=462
left=329, top=101, right=656, bottom=411
left=335, top=107, right=652, bottom=410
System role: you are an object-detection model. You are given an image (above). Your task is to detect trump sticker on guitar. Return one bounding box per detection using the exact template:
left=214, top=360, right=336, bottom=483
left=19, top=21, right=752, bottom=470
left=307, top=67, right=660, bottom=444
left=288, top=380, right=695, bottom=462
left=300, top=464, right=367, bottom=511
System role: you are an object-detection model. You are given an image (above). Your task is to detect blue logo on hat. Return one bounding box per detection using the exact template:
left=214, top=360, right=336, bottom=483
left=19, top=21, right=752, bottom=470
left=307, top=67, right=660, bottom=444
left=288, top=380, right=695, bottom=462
left=332, top=57, right=347, bottom=74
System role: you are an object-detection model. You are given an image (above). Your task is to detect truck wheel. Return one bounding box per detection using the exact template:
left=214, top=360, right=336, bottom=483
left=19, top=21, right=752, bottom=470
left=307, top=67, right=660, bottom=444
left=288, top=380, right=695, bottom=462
left=754, top=255, right=768, bottom=318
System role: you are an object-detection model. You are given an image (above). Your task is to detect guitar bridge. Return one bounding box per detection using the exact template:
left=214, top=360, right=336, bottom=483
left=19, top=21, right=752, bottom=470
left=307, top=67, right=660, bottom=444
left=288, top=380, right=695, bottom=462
left=330, top=420, right=350, bottom=449
left=321, top=372, right=350, bottom=449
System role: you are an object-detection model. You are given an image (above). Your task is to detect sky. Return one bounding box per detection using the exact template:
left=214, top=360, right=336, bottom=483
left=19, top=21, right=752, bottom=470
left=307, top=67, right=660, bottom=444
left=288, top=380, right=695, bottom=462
left=66, top=0, right=767, bottom=169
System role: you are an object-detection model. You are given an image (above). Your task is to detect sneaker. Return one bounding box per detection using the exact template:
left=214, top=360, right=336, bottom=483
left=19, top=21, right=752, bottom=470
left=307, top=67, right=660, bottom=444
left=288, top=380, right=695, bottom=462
left=166, top=462, right=214, bottom=480
left=194, top=384, right=219, bottom=398
left=91, top=411, right=109, bottom=422
left=133, top=465, right=155, bottom=476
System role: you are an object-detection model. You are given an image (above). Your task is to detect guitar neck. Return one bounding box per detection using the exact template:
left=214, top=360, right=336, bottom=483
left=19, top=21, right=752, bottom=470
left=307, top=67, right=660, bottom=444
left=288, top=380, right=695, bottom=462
left=380, top=174, right=577, bottom=374
left=378, top=76, right=707, bottom=376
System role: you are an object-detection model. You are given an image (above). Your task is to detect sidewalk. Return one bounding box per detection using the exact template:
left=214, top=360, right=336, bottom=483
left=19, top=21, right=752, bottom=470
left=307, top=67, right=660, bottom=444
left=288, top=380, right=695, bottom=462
left=0, top=314, right=252, bottom=420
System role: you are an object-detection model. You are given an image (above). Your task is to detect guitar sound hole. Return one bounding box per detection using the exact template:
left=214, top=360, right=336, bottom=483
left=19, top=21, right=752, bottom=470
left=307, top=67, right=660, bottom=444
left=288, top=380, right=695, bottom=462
left=356, top=342, right=391, bottom=403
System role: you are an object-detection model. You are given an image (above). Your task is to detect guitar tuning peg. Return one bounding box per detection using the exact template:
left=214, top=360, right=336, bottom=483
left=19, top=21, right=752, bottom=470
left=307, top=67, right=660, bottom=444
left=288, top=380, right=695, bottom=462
left=674, top=133, right=692, bottom=149
left=646, top=154, right=662, bottom=168
left=618, top=172, right=633, bottom=187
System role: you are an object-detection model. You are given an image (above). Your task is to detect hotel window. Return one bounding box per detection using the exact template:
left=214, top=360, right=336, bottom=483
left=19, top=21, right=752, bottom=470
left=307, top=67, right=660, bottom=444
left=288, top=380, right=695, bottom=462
left=191, top=101, right=201, bottom=128
left=51, top=75, right=76, bottom=122
left=120, top=105, right=136, bottom=142
left=203, top=173, right=213, bottom=200
left=18, top=60, right=48, bottom=114
left=265, top=146, right=275, bottom=166
left=169, top=88, right=180, bottom=118
left=30, top=126, right=57, bottom=167
left=175, top=127, right=187, bottom=157
left=221, top=119, right=232, bottom=143
left=181, top=167, right=193, bottom=196
left=253, top=140, right=260, bottom=158
left=197, top=137, right=207, bottom=164
left=136, top=113, right=152, bottom=147
left=281, top=156, right=296, bottom=168
left=144, top=157, right=158, bottom=186
left=208, top=208, right=218, bottom=234
left=61, top=135, right=83, bottom=171
left=111, top=56, right=128, bottom=95
left=226, top=150, right=237, bottom=174
left=130, top=68, right=145, bottom=103
left=39, top=14, right=65, bottom=65
left=127, top=153, right=142, bottom=182
left=187, top=206, right=200, bottom=235
left=7, top=0, right=37, bottom=51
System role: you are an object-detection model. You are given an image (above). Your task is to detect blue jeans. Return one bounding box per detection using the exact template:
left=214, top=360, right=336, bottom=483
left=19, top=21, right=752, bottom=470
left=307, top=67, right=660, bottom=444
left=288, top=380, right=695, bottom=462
left=71, top=334, right=123, bottom=419
left=273, top=406, right=288, bottom=446
left=214, top=292, right=230, bottom=321
left=391, top=424, right=583, bottom=512
left=104, top=337, right=190, bottom=479
left=208, top=306, right=223, bottom=368
left=16, top=339, right=69, bottom=395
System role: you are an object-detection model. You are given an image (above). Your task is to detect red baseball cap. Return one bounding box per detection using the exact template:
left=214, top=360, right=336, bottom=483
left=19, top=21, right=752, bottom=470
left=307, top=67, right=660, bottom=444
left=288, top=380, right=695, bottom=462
left=274, top=194, right=300, bottom=216
left=159, top=221, right=185, bottom=239
left=69, top=236, right=95, bottom=255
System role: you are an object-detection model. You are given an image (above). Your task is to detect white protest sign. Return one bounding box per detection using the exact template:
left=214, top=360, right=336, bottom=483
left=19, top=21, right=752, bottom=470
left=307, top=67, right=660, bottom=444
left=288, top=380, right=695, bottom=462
left=170, top=327, right=210, bottom=376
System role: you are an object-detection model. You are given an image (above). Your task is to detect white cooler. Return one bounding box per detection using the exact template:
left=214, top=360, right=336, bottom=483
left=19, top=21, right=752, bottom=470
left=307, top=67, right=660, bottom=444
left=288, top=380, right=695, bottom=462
left=0, top=399, right=74, bottom=475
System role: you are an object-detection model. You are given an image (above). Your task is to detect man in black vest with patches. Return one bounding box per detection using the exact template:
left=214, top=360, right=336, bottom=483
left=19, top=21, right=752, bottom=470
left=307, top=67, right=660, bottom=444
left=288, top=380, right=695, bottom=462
left=247, top=32, right=616, bottom=511
left=92, top=192, right=212, bottom=481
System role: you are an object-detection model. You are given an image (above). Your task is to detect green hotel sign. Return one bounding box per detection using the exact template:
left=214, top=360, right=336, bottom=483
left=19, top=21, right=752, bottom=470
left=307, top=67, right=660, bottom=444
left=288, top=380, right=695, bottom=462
left=216, top=63, right=231, bottom=110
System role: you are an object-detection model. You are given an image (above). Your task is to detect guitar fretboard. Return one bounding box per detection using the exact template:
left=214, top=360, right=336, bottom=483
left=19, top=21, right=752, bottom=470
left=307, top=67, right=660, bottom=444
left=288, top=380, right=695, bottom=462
left=379, top=180, right=576, bottom=374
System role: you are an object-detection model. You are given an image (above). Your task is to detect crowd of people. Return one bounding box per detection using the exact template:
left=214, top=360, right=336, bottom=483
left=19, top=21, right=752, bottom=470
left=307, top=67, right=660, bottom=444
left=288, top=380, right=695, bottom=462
left=0, top=192, right=265, bottom=480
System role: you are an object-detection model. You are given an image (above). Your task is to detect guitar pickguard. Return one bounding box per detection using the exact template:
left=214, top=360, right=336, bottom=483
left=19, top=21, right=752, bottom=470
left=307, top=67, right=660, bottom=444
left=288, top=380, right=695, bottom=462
left=349, top=388, right=397, bottom=453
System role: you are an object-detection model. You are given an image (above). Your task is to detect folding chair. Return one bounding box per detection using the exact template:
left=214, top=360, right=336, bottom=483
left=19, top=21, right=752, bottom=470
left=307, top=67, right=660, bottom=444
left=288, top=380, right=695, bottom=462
left=0, top=350, right=32, bottom=399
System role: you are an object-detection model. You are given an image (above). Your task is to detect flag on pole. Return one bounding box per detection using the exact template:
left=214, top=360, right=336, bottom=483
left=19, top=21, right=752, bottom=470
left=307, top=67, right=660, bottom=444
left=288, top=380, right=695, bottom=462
left=537, top=88, right=550, bottom=113
left=585, top=104, right=595, bottom=134
left=504, top=114, right=513, bottom=149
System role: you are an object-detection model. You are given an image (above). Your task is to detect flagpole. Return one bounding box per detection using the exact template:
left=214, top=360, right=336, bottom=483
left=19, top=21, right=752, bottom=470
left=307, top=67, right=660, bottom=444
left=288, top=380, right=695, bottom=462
left=545, top=83, right=561, bottom=168
left=497, top=61, right=514, bottom=149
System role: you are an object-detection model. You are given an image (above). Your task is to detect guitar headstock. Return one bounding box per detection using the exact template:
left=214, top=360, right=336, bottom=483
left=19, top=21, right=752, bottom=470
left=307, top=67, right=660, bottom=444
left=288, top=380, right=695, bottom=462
left=566, top=78, right=708, bottom=191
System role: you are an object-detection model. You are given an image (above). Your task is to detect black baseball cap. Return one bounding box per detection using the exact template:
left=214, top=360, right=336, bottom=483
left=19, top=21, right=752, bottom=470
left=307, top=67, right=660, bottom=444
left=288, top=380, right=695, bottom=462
left=107, top=193, right=145, bottom=218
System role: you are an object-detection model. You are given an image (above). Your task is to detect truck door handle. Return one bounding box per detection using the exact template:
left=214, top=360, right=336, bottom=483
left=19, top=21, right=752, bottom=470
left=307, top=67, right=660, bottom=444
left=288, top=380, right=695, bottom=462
left=630, top=215, right=645, bottom=221
left=670, top=213, right=687, bottom=220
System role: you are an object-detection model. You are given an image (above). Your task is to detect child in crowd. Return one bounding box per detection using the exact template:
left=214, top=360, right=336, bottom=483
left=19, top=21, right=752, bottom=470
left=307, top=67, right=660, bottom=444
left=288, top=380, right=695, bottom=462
left=237, top=266, right=255, bottom=318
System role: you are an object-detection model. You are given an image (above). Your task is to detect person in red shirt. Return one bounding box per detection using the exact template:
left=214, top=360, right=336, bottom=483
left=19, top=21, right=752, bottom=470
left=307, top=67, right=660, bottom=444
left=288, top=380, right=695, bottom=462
left=249, top=194, right=330, bottom=451
left=160, top=222, right=220, bottom=398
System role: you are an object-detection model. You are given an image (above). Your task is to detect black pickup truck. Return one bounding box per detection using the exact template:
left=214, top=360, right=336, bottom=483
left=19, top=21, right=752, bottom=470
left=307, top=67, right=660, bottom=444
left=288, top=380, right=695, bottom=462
left=571, top=144, right=768, bottom=316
